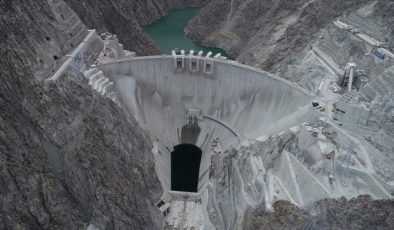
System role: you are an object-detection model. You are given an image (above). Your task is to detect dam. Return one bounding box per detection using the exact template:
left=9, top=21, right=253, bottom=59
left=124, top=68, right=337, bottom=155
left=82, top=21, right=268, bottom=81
left=77, top=31, right=392, bottom=229
left=4, top=0, right=394, bottom=229
left=83, top=43, right=317, bottom=228
left=91, top=52, right=313, bottom=191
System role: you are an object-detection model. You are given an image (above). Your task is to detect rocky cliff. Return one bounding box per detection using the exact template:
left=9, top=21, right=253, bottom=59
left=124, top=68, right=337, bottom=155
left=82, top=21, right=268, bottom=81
left=206, top=125, right=394, bottom=229
left=244, top=195, right=394, bottom=230
left=186, top=0, right=392, bottom=71
left=186, top=1, right=394, bottom=182
left=205, top=133, right=297, bottom=229
left=0, top=0, right=162, bottom=229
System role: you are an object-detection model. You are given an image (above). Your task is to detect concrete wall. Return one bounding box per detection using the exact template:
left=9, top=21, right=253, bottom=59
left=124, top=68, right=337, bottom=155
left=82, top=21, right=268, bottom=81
left=98, top=56, right=313, bottom=190
left=48, top=30, right=104, bottom=82
left=99, top=56, right=312, bottom=138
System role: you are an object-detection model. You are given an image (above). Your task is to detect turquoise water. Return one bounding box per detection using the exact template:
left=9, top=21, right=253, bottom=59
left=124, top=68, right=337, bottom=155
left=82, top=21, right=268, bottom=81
left=144, top=8, right=227, bottom=56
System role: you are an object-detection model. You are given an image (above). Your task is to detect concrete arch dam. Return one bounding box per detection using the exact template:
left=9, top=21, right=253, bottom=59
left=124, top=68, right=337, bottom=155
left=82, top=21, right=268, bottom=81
left=97, top=56, right=314, bottom=192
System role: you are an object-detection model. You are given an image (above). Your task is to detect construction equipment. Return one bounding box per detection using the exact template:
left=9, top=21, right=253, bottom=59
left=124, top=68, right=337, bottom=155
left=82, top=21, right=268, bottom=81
left=323, top=150, right=335, bottom=160
left=323, top=150, right=336, bottom=185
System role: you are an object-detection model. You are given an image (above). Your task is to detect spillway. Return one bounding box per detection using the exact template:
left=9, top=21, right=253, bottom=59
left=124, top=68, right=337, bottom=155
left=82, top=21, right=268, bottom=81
left=95, top=55, right=314, bottom=193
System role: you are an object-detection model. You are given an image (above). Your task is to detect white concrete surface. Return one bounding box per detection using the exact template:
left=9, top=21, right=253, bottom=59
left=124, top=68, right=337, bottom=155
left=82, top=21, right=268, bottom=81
left=97, top=56, right=313, bottom=192
left=49, top=29, right=100, bottom=81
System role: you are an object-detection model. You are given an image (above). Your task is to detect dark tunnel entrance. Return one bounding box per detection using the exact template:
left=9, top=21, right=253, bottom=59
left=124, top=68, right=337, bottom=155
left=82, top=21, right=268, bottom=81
left=171, top=144, right=202, bottom=192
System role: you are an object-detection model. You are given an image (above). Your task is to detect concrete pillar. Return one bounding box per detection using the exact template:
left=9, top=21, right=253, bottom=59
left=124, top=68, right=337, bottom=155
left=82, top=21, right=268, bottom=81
left=172, top=50, right=185, bottom=71
left=119, top=44, right=125, bottom=58
left=113, top=35, right=120, bottom=56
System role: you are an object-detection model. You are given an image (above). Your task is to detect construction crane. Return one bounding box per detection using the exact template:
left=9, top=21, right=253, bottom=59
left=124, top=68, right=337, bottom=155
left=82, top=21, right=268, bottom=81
left=323, top=149, right=336, bottom=187
left=334, top=20, right=394, bottom=61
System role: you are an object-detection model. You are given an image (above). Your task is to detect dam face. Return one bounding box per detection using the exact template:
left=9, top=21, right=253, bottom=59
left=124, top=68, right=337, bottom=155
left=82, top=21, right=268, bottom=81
left=96, top=55, right=313, bottom=192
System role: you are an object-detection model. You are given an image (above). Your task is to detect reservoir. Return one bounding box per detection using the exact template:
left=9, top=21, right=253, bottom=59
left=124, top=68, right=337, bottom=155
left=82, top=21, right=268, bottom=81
left=144, top=8, right=227, bottom=56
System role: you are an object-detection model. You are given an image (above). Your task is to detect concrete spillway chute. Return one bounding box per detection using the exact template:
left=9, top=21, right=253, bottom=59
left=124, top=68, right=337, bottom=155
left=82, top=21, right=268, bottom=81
left=345, top=63, right=357, bottom=92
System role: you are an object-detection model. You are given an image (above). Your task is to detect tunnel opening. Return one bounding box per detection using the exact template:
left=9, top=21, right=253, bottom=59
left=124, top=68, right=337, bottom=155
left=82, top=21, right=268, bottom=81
left=171, top=144, right=202, bottom=193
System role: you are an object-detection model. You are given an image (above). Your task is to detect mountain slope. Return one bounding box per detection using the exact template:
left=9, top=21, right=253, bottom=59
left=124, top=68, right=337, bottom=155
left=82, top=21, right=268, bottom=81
left=0, top=1, right=162, bottom=229
left=186, top=0, right=392, bottom=71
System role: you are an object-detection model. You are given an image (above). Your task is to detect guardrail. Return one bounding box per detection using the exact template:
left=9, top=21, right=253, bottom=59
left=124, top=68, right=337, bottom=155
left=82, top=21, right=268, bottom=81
left=334, top=20, right=394, bottom=60
left=48, top=29, right=97, bottom=82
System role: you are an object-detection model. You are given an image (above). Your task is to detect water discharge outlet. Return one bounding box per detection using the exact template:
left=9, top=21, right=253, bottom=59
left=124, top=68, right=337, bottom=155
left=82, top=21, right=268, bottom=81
left=171, top=144, right=202, bottom=192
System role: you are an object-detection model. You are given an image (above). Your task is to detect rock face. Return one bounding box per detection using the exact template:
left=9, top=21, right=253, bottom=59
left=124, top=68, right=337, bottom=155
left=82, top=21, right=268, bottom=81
left=186, top=1, right=394, bottom=194
left=244, top=200, right=310, bottom=230
left=0, top=0, right=162, bottom=229
left=244, top=195, right=394, bottom=230
left=185, top=0, right=390, bottom=71
left=1, top=0, right=393, bottom=229
left=64, top=0, right=209, bottom=55
left=205, top=123, right=394, bottom=229
left=205, top=133, right=297, bottom=229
